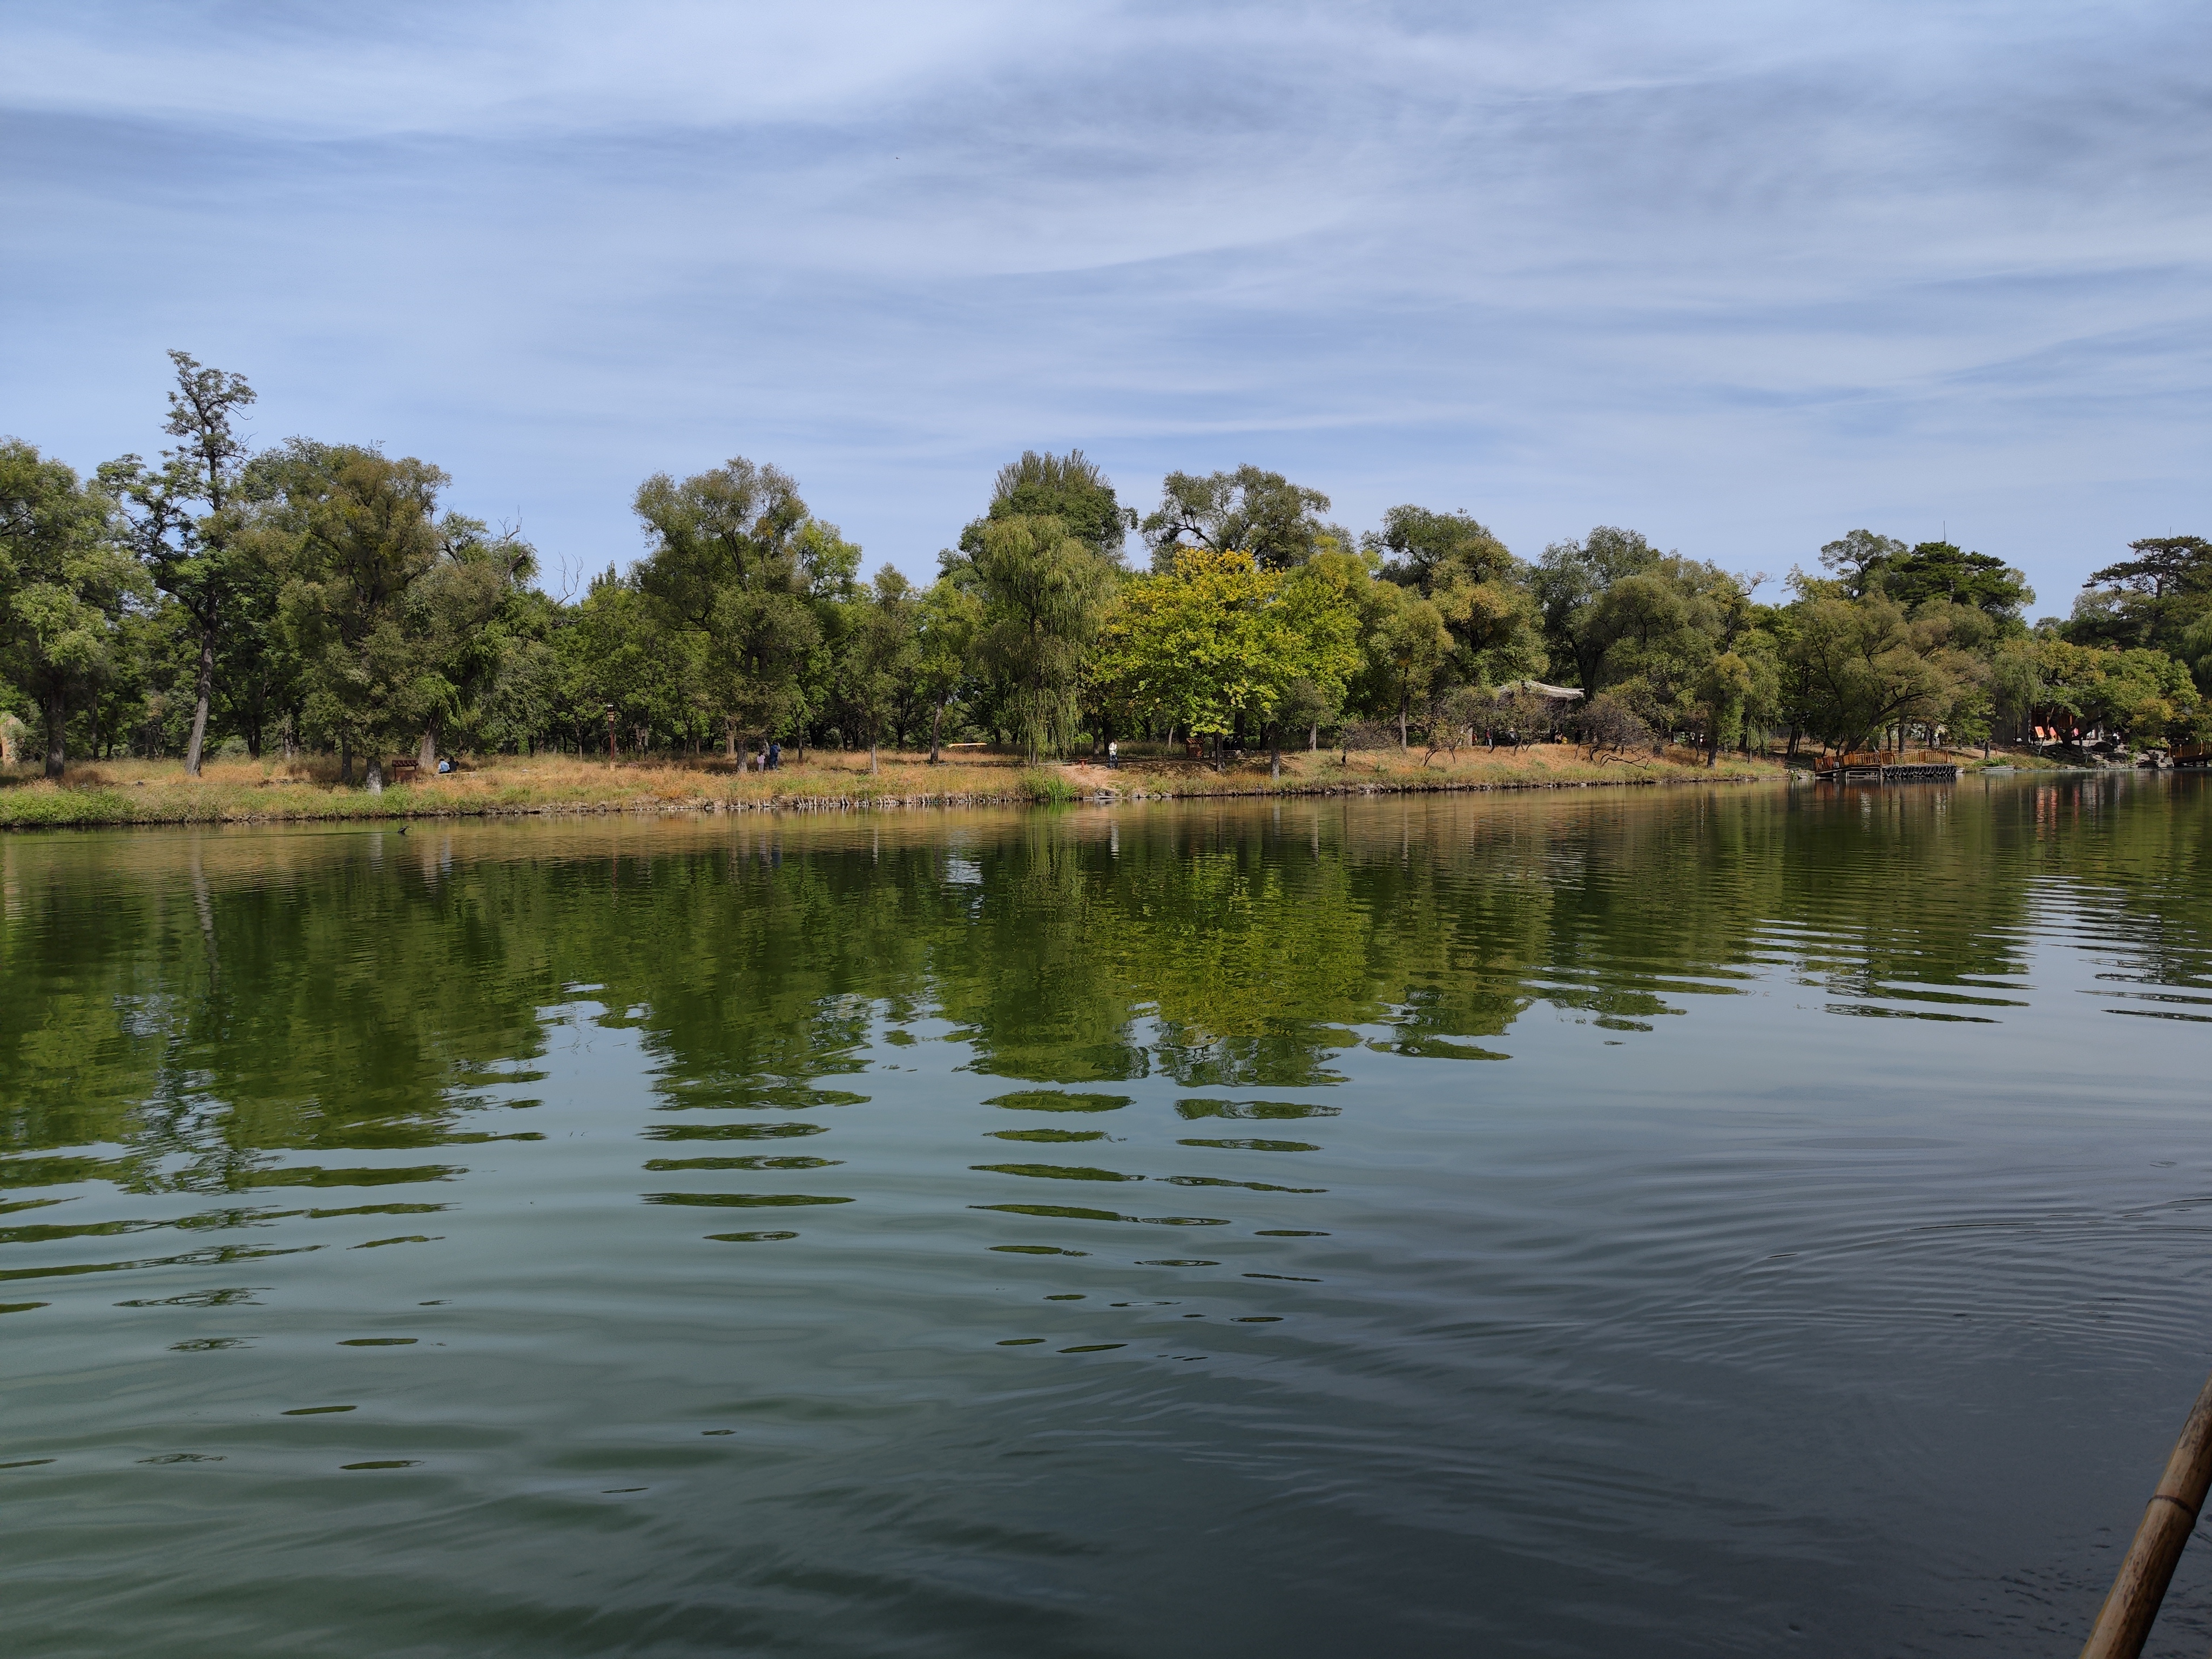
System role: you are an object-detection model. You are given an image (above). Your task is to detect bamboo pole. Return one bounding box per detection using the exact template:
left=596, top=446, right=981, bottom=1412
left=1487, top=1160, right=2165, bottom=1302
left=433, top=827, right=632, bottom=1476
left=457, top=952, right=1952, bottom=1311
left=2079, top=1372, right=2212, bottom=1659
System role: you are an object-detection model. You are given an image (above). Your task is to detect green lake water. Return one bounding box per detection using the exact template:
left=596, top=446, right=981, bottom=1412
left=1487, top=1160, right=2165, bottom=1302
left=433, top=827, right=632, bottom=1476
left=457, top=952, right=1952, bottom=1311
left=4, top=774, right=2210, bottom=1656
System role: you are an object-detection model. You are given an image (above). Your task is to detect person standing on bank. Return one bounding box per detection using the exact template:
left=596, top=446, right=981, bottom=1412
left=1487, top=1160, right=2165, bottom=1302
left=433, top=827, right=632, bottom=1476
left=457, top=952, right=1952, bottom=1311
left=1107, top=740, right=1118, bottom=769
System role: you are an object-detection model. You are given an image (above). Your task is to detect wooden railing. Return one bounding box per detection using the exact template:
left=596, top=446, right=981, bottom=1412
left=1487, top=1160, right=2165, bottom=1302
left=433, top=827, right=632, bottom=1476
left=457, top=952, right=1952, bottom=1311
left=1812, top=750, right=1950, bottom=772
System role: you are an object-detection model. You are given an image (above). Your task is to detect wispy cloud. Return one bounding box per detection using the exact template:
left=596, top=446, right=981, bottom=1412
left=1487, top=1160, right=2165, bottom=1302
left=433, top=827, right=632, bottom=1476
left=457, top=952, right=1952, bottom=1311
left=3, top=1, right=2207, bottom=602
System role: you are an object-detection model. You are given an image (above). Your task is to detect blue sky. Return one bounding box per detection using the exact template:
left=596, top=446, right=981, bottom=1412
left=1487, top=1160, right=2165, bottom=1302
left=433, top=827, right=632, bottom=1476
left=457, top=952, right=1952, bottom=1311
left=4, top=1, right=2207, bottom=613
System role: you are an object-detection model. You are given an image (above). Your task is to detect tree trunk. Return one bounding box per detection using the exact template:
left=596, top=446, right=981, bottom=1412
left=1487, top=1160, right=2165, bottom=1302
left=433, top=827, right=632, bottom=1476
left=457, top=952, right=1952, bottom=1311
left=184, top=625, right=217, bottom=777
left=41, top=689, right=65, bottom=779
left=419, top=725, right=437, bottom=771
left=1308, top=724, right=1317, bottom=751
left=929, top=700, right=945, bottom=764
left=1398, top=694, right=1409, bottom=750
left=340, top=735, right=352, bottom=785
left=366, top=756, right=385, bottom=794
left=870, top=740, right=879, bottom=775
left=1270, top=726, right=1281, bottom=782
left=724, top=717, right=738, bottom=760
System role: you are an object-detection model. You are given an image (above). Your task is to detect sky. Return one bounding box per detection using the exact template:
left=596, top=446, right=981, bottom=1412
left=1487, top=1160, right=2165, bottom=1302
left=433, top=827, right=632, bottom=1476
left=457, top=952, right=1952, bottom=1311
left=3, top=0, right=2208, bottom=613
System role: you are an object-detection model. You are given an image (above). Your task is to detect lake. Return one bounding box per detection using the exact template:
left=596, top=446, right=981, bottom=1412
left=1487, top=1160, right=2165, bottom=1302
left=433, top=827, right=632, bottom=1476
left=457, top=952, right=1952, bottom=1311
left=4, top=773, right=2209, bottom=1657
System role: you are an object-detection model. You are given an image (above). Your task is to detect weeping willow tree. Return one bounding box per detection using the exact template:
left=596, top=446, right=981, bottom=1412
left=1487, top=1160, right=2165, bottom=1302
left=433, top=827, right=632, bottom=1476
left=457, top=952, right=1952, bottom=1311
left=967, top=514, right=1115, bottom=763
left=950, top=450, right=1131, bottom=763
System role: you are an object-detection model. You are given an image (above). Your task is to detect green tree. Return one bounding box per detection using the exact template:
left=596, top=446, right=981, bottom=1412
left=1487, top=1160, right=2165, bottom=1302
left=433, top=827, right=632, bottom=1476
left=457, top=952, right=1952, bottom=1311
left=1565, top=555, right=1750, bottom=731
left=101, top=351, right=260, bottom=777
left=2067, top=536, right=2212, bottom=652
left=472, top=586, right=566, bottom=756
left=837, top=565, right=919, bottom=772
left=401, top=517, right=539, bottom=766
left=633, top=457, right=829, bottom=756
left=265, top=442, right=447, bottom=790
left=913, top=574, right=982, bottom=763
left=0, top=442, right=144, bottom=775
left=1986, top=634, right=2046, bottom=743
left=1533, top=527, right=1662, bottom=690
left=2034, top=638, right=2202, bottom=744
left=962, top=450, right=1135, bottom=563
left=965, top=515, right=1115, bottom=763
left=1734, top=627, right=1785, bottom=754
left=1694, top=650, right=1753, bottom=765
left=1371, top=505, right=1546, bottom=687
left=1356, top=579, right=1453, bottom=748
left=2177, top=614, right=2212, bottom=698
left=1370, top=505, right=1514, bottom=588
left=1271, top=554, right=1366, bottom=758
left=1816, top=529, right=1906, bottom=599
left=1140, top=466, right=1338, bottom=571
left=561, top=568, right=691, bottom=757
left=1881, top=541, right=2033, bottom=622
left=1781, top=592, right=1979, bottom=752
left=788, top=518, right=865, bottom=759
left=80, top=600, right=167, bottom=759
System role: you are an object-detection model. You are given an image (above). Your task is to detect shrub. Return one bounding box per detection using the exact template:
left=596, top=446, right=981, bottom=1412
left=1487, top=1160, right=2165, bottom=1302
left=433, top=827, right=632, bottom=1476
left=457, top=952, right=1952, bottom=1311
left=1019, top=768, right=1081, bottom=804
left=1420, top=686, right=1492, bottom=764
left=1570, top=692, right=1653, bottom=760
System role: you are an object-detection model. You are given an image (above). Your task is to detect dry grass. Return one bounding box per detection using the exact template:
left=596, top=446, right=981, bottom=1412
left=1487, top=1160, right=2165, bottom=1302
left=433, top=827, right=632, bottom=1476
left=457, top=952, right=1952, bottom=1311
left=0, top=741, right=1785, bottom=828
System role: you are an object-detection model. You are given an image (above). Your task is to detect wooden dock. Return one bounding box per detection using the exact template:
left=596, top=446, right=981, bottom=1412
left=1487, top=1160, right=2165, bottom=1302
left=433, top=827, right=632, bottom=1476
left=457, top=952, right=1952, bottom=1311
left=1812, top=750, right=1963, bottom=784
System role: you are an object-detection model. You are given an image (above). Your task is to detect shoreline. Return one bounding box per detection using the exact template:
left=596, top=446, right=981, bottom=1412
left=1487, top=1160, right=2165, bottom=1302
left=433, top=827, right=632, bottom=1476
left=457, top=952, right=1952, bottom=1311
left=0, top=749, right=1803, bottom=831
left=11, top=743, right=2144, bottom=832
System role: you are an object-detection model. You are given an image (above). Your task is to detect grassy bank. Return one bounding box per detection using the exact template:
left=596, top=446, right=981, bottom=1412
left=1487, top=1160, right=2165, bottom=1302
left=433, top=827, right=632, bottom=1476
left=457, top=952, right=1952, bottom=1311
left=0, top=744, right=1790, bottom=828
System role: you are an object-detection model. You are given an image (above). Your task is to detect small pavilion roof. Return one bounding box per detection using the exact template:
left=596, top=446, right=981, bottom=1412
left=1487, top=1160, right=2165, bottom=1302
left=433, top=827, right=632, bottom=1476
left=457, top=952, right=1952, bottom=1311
left=1501, top=679, right=1586, bottom=702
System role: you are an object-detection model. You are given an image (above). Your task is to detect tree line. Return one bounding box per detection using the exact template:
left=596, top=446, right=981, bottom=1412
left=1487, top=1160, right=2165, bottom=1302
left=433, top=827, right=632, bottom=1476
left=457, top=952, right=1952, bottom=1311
left=3, top=352, right=2208, bottom=783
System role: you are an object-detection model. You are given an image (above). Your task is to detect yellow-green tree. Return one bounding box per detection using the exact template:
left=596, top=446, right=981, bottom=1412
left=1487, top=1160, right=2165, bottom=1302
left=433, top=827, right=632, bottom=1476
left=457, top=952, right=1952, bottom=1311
left=913, top=574, right=982, bottom=763
left=1097, top=548, right=1287, bottom=758
left=1356, top=579, right=1453, bottom=748
left=1096, top=547, right=1359, bottom=767
left=1271, top=552, right=1366, bottom=759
